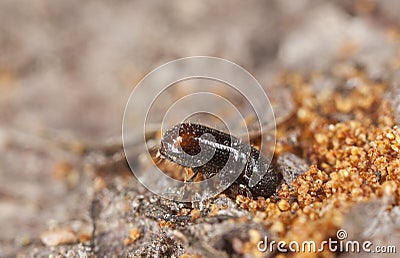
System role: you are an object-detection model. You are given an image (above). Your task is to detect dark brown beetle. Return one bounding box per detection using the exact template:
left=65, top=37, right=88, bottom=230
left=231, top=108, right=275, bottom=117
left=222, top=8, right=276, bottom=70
left=159, top=123, right=282, bottom=198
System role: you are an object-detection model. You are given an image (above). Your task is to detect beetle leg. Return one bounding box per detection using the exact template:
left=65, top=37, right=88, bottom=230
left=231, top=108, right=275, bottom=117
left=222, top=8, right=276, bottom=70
left=185, top=169, right=199, bottom=182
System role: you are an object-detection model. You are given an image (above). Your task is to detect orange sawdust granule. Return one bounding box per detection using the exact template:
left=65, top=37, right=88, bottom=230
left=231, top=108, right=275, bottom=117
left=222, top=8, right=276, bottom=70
left=237, top=64, right=400, bottom=256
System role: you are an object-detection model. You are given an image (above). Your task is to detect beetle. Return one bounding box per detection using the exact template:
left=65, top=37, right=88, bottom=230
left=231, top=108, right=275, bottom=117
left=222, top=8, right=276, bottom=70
left=159, top=122, right=282, bottom=198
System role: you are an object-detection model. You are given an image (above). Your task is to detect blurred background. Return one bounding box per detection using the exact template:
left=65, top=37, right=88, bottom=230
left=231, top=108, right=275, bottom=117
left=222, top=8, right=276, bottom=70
left=1, top=0, right=399, bottom=256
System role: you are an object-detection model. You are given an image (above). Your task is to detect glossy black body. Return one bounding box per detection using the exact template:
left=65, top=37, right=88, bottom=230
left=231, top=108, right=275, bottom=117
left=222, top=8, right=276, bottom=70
left=160, top=123, right=282, bottom=198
